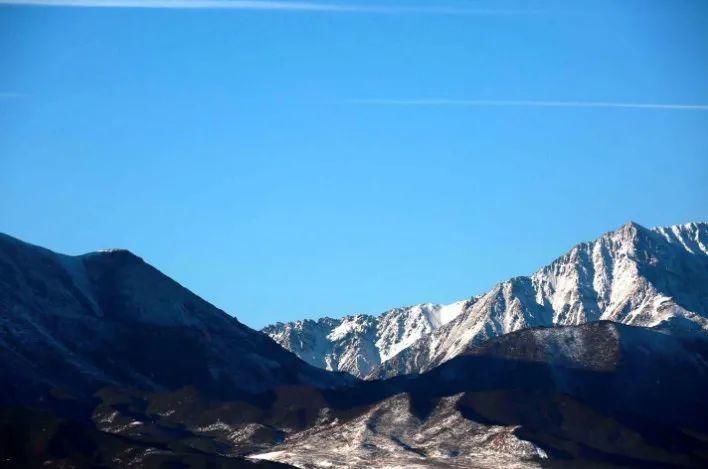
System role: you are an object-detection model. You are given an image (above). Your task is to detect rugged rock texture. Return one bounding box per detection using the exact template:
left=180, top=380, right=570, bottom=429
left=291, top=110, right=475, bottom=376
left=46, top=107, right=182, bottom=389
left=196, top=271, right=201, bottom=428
left=263, top=301, right=469, bottom=378
left=2, top=226, right=707, bottom=468
left=251, top=393, right=548, bottom=469
left=369, top=221, right=708, bottom=377
left=253, top=322, right=708, bottom=468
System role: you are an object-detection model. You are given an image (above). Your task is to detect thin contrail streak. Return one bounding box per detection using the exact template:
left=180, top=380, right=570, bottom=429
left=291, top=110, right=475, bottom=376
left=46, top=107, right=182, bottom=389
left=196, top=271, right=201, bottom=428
left=0, top=0, right=537, bottom=15
left=349, top=99, right=708, bottom=111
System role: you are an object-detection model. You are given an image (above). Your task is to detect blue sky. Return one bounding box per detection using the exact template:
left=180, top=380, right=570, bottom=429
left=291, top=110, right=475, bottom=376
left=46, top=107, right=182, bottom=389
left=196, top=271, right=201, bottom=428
left=1, top=0, right=707, bottom=328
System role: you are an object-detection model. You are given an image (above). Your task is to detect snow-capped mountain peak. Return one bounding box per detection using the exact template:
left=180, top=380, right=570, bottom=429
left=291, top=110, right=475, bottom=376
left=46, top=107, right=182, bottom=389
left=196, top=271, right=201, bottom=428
left=263, top=300, right=469, bottom=378
left=266, top=221, right=708, bottom=379
left=372, top=221, right=708, bottom=378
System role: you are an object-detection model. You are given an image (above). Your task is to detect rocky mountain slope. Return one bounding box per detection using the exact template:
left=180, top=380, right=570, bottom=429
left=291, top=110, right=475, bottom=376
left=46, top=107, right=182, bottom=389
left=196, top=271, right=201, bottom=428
left=0, top=232, right=350, bottom=405
left=265, top=222, right=708, bottom=379
left=374, top=221, right=708, bottom=378
left=252, top=393, right=549, bottom=469
left=262, top=301, right=469, bottom=378
left=0, top=406, right=290, bottom=469
left=252, top=321, right=708, bottom=468
left=1, top=229, right=707, bottom=468
left=0, top=232, right=354, bottom=467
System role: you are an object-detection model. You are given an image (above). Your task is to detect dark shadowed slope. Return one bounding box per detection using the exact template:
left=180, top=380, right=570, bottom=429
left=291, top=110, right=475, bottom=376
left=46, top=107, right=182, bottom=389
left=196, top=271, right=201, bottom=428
left=255, top=322, right=708, bottom=468
left=0, top=232, right=350, bottom=410
left=2, top=232, right=707, bottom=468
left=0, top=232, right=354, bottom=466
left=0, top=407, right=291, bottom=469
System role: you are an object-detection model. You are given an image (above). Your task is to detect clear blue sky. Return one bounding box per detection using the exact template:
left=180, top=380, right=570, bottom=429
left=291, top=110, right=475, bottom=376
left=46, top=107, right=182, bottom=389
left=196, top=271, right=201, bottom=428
left=1, top=1, right=707, bottom=329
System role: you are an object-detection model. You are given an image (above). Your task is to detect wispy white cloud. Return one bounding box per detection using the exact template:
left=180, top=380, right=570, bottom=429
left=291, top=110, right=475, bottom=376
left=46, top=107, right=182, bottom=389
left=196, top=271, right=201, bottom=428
left=0, top=0, right=537, bottom=15
left=348, top=98, right=708, bottom=111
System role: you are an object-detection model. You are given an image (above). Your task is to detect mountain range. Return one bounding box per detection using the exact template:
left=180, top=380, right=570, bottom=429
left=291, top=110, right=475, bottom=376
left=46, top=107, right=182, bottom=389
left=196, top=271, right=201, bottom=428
left=264, top=221, right=708, bottom=379
left=0, top=221, right=706, bottom=468
left=262, top=301, right=469, bottom=378
left=254, top=321, right=708, bottom=468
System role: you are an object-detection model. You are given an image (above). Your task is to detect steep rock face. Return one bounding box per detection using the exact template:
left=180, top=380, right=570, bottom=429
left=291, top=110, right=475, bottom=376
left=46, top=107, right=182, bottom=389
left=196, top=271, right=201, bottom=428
left=253, top=322, right=708, bottom=468
left=265, top=222, right=707, bottom=379
left=374, top=222, right=708, bottom=377
left=373, top=222, right=708, bottom=378
left=263, top=301, right=469, bottom=378
left=0, top=233, right=350, bottom=409
left=2, top=230, right=707, bottom=468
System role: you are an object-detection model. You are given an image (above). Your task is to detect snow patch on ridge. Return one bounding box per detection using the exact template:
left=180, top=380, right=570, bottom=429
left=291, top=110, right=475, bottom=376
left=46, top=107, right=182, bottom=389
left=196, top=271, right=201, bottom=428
left=263, top=300, right=469, bottom=378
left=266, top=221, right=708, bottom=380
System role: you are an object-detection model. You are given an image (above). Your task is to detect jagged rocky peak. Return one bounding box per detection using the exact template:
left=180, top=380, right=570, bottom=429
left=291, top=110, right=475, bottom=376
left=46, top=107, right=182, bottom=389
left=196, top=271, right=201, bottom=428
left=652, top=221, right=708, bottom=255
left=266, top=221, right=707, bottom=379
left=262, top=300, right=470, bottom=378
left=2, top=225, right=707, bottom=468
left=373, top=221, right=708, bottom=378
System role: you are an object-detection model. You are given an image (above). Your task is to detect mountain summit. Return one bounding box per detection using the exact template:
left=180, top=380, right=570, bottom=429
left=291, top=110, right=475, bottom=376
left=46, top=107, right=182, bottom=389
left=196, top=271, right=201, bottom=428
left=1, top=226, right=707, bottom=468
left=0, top=232, right=349, bottom=409
left=265, top=222, right=708, bottom=378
